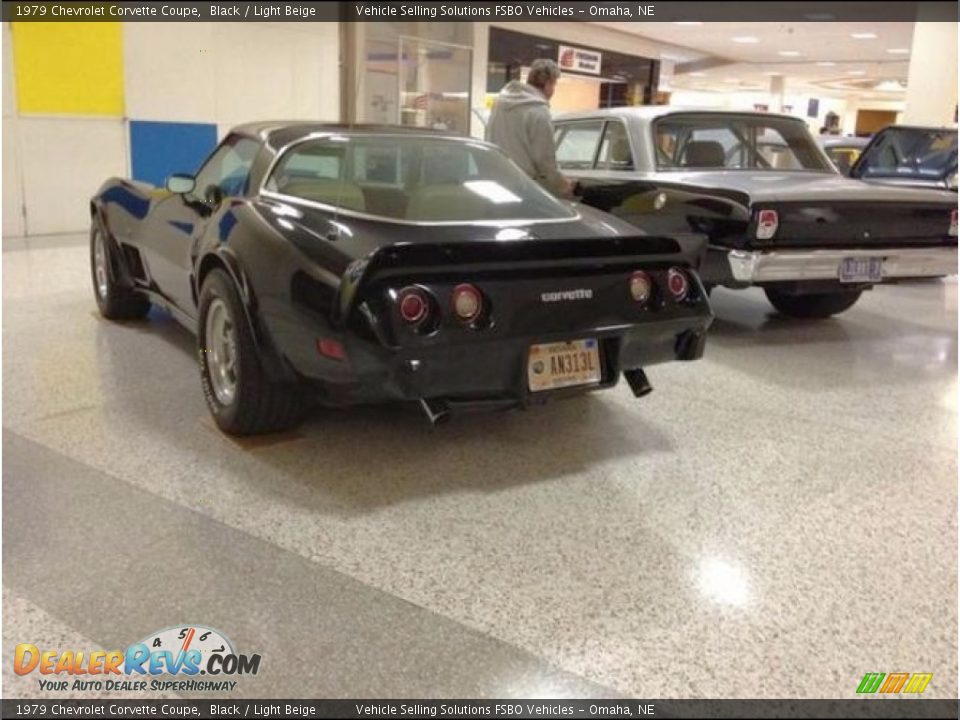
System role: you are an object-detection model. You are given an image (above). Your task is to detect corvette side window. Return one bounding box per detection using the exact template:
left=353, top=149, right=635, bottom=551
left=194, top=136, right=260, bottom=198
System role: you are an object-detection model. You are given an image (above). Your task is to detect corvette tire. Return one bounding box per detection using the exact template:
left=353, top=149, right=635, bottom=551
left=198, top=268, right=304, bottom=435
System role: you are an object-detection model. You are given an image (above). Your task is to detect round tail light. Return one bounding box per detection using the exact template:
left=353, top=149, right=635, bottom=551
left=398, top=287, right=429, bottom=324
left=452, top=283, right=483, bottom=322
left=629, top=271, right=652, bottom=304
left=756, top=209, right=779, bottom=240
left=666, top=267, right=689, bottom=301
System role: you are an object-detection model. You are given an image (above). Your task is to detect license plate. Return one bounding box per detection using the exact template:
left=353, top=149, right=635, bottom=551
left=839, top=256, right=883, bottom=283
left=528, top=339, right=601, bottom=392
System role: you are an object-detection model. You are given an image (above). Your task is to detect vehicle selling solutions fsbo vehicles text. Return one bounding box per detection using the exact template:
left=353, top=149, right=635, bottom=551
left=354, top=3, right=563, bottom=17
left=352, top=3, right=654, bottom=18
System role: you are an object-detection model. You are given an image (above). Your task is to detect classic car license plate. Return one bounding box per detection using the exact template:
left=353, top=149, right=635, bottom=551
left=528, top=339, right=601, bottom=392
left=839, top=256, right=883, bottom=283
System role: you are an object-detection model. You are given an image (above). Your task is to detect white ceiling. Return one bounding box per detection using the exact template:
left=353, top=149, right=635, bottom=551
left=591, top=21, right=916, bottom=97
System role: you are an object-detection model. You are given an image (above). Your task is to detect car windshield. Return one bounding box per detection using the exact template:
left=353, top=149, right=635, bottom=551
left=854, top=127, right=958, bottom=181
left=653, top=113, right=832, bottom=172
left=264, top=135, right=576, bottom=223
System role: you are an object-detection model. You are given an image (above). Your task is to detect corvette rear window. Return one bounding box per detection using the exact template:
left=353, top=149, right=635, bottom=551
left=264, top=135, right=576, bottom=222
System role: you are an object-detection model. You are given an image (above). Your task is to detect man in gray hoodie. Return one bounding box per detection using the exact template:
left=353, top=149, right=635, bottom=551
left=485, top=59, right=576, bottom=198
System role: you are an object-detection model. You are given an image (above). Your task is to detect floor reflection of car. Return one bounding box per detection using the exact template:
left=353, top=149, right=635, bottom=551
left=817, top=135, right=870, bottom=176
left=848, top=125, right=958, bottom=191
left=90, top=123, right=713, bottom=434
left=556, top=107, right=958, bottom=319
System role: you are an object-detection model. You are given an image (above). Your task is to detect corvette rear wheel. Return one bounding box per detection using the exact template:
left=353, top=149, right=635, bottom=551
left=764, top=287, right=862, bottom=318
left=198, top=269, right=304, bottom=435
left=90, top=225, right=150, bottom=320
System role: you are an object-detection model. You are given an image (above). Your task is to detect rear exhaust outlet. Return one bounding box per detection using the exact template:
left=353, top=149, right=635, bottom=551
left=624, top=369, right=653, bottom=398
left=420, top=397, right=451, bottom=425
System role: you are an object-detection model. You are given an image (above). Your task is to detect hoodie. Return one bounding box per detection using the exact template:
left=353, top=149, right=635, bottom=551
left=485, top=81, right=567, bottom=196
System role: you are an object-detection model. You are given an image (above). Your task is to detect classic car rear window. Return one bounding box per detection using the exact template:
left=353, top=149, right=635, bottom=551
left=265, top=135, right=576, bottom=223
left=654, top=114, right=832, bottom=172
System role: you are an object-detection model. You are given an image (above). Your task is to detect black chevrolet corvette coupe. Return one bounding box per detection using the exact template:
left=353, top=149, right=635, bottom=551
left=90, top=123, right=712, bottom=434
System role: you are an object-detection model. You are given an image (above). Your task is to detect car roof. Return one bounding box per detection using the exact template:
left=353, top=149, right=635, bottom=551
left=554, top=106, right=805, bottom=124
left=229, top=121, right=470, bottom=147
left=819, top=135, right=871, bottom=148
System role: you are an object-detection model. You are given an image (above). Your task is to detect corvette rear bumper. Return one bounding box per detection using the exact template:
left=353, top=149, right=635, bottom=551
left=304, top=314, right=711, bottom=408
left=721, top=246, right=958, bottom=284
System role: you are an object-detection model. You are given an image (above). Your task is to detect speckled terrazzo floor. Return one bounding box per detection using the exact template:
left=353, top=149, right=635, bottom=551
left=3, top=234, right=957, bottom=699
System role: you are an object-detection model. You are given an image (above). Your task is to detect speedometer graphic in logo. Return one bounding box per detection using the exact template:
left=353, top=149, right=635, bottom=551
left=136, top=625, right=234, bottom=669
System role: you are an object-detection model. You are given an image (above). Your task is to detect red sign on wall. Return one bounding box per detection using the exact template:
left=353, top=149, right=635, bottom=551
left=558, top=45, right=602, bottom=75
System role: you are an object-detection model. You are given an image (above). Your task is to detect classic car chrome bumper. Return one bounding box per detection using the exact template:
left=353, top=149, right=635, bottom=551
left=725, top=246, right=958, bottom=283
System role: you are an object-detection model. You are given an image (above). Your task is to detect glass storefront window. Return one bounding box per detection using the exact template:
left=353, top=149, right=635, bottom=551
left=356, top=23, right=473, bottom=134
left=399, top=38, right=472, bottom=135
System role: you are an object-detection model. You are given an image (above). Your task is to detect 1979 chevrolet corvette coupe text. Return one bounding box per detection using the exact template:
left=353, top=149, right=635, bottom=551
left=90, top=123, right=712, bottom=434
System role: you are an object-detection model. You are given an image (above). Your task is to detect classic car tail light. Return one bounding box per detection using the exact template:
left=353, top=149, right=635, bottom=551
left=666, top=267, right=689, bottom=301
left=950, top=208, right=958, bottom=237
left=756, top=209, right=779, bottom=240
left=629, top=271, right=652, bottom=304
left=316, top=337, right=346, bottom=361
left=398, top=287, right=429, bottom=325
left=452, top=283, right=483, bottom=322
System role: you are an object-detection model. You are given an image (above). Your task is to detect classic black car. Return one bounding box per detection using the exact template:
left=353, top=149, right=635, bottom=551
left=847, top=125, right=958, bottom=190
left=91, top=123, right=712, bottom=434
left=556, top=108, right=958, bottom=318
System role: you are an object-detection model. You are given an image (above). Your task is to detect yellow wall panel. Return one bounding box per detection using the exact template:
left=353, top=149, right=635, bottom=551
left=12, top=22, right=123, bottom=116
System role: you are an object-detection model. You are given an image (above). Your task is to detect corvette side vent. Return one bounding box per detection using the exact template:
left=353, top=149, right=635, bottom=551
left=121, top=244, right=147, bottom=281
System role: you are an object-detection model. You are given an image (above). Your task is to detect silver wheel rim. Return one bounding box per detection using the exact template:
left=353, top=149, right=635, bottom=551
left=204, top=298, right=239, bottom=406
left=93, top=230, right=109, bottom=300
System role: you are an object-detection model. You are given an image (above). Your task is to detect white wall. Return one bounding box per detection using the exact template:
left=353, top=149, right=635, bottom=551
left=3, top=22, right=340, bottom=238
left=903, top=21, right=958, bottom=126
left=19, top=118, right=127, bottom=235
left=124, top=23, right=217, bottom=124
left=124, top=22, right=340, bottom=140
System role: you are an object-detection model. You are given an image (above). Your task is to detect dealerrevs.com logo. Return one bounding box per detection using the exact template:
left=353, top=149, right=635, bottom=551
left=14, top=624, right=261, bottom=693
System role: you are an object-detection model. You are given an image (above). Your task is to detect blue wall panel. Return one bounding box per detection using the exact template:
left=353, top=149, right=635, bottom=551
left=130, top=120, right=218, bottom=187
